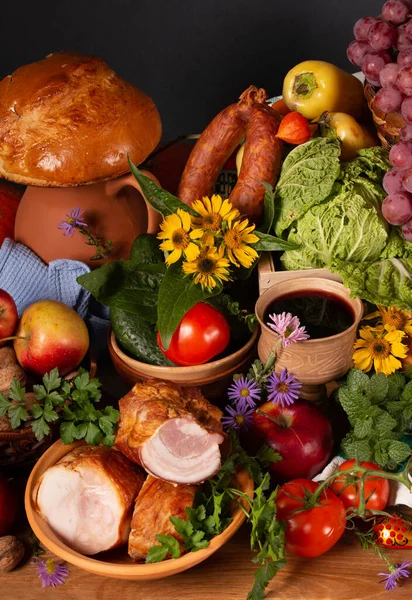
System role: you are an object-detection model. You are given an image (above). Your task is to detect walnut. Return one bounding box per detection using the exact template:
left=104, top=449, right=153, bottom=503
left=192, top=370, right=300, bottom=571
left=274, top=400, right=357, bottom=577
left=0, top=347, right=17, bottom=368
left=0, top=536, right=25, bottom=572
left=0, top=364, right=26, bottom=394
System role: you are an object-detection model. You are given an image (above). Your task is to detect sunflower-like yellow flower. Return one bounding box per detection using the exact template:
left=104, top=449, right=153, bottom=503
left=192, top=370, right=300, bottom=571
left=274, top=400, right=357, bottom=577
left=157, top=209, right=203, bottom=265
left=353, top=326, right=408, bottom=375
left=222, top=219, right=259, bottom=268
left=191, top=195, right=240, bottom=233
left=364, top=305, right=412, bottom=336
left=182, top=245, right=231, bottom=290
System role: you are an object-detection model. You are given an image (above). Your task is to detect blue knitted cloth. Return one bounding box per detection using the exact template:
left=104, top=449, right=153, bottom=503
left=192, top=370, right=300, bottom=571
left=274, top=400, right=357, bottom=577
left=0, top=238, right=110, bottom=355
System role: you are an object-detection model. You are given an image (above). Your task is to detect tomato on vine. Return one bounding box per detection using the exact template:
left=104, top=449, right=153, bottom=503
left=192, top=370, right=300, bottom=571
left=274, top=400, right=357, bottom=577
left=275, top=478, right=346, bottom=558
left=329, top=459, right=390, bottom=512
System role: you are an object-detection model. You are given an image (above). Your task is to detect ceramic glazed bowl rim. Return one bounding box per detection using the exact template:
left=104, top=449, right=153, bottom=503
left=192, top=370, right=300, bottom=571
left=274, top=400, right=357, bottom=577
left=255, top=277, right=363, bottom=346
left=25, top=440, right=253, bottom=580
left=109, top=326, right=259, bottom=376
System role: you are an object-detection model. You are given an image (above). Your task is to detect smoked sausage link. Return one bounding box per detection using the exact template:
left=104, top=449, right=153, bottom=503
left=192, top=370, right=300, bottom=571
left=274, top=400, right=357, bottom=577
left=229, top=103, right=283, bottom=223
left=177, top=86, right=267, bottom=206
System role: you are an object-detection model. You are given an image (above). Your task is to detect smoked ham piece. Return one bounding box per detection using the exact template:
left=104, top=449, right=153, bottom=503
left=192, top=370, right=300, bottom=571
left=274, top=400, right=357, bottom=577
left=115, top=380, right=224, bottom=484
left=34, top=445, right=145, bottom=555
left=129, top=475, right=197, bottom=560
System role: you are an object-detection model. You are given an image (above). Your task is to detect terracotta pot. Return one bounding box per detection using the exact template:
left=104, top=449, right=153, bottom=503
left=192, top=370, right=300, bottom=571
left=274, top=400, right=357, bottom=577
left=14, top=170, right=162, bottom=268
left=108, top=328, right=258, bottom=406
left=25, top=439, right=254, bottom=580
left=255, top=278, right=363, bottom=402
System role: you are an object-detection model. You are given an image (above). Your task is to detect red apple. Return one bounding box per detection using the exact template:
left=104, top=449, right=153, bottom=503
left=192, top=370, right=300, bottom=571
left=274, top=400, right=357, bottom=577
left=248, top=399, right=333, bottom=482
left=0, top=474, right=18, bottom=536
left=13, top=300, right=90, bottom=377
left=0, top=289, right=18, bottom=347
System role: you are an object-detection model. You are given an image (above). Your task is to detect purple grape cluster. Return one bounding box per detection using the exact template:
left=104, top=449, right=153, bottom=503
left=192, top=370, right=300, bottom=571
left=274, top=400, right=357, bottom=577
left=347, top=0, right=412, bottom=241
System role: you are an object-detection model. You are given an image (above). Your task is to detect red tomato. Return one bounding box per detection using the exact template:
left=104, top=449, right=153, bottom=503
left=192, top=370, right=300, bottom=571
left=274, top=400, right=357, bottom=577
left=329, top=459, right=390, bottom=511
left=276, top=478, right=346, bottom=558
left=157, top=302, right=230, bottom=366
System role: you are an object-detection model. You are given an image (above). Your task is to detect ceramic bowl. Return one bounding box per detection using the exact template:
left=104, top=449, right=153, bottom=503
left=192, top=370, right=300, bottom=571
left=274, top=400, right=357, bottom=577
left=25, top=439, right=253, bottom=581
left=108, top=328, right=258, bottom=404
left=255, top=277, right=363, bottom=402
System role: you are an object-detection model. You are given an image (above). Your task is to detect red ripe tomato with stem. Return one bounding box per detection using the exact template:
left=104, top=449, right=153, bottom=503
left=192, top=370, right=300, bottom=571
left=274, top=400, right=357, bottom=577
left=275, top=478, right=346, bottom=558
left=157, top=302, right=230, bottom=366
left=329, top=459, right=390, bottom=511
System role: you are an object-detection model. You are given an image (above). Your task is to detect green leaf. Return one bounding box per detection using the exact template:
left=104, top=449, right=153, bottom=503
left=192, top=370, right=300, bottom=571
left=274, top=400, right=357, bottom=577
left=247, top=560, right=284, bottom=600
left=42, top=402, right=59, bottom=423
left=337, top=386, right=370, bottom=426
left=146, top=544, right=169, bottom=563
left=31, top=417, right=50, bottom=442
left=401, top=380, right=412, bottom=403
left=85, top=423, right=103, bottom=445
left=8, top=379, right=26, bottom=403
left=374, top=411, right=397, bottom=436
left=99, top=415, right=117, bottom=436
left=258, top=183, right=275, bottom=234
left=253, top=231, right=300, bottom=252
left=75, top=422, right=89, bottom=440
left=387, top=440, right=412, bottom=464
left=60, top=421, right=78, bottom=444
left=77, top=261, right=165, bottom=322
left=387, top=372, right=406, bottom=400
left=274, top=137, right=341, bottom=236
left=8, top=404, right=29, bottom=429
left=374, top=442, right=390, bottom=468
left=130, top=233, right=163, bottom=265
left=369, top=372, right=389, bottom=403
left=256, top=445, right=283, bottom=468
left=347, top=368, right=371, bottom=395
left=0, top=392, right=11, bottom=417
left=169, top=516, right=193, bottom=539
left=341, top=435, right=373, bottom=462
left=353, top=417, right=373, bottom=440
left=103, top=434, right=116, bottom=447
left=157, top=262, right=222, bottom=350
left=42, top=368, right=61, bottom=394
left=128, top=162, right=200, bottom=217
left=146, top=534, right=181, bottom=563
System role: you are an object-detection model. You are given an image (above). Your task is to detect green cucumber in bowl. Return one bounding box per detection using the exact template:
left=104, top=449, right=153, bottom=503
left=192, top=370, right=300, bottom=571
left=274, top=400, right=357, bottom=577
left=110, top=307, right=173, bottom=366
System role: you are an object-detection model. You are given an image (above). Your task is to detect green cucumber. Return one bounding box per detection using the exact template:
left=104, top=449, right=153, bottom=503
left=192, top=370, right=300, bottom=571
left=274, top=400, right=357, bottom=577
left=110, top=307, right=172, bottom=366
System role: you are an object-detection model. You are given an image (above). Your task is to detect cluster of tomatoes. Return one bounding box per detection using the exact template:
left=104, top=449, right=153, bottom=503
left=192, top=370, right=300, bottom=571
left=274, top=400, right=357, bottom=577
left=276, top=459, right=390, bottom=557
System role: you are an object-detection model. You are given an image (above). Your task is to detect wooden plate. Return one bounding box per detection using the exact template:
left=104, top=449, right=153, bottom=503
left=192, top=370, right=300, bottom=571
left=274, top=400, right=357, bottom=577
left=25, top=439, right=254, bottom=580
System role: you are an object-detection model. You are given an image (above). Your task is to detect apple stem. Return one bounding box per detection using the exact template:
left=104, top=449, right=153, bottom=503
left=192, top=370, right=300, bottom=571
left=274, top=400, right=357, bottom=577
left=0, top=336, right=27, bottom=344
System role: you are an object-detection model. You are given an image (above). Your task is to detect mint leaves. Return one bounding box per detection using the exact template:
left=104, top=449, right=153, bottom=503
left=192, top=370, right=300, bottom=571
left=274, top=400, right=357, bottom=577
left=337, top=368, right=412, bottom=469
left=0, top=368, right=118, bottom=446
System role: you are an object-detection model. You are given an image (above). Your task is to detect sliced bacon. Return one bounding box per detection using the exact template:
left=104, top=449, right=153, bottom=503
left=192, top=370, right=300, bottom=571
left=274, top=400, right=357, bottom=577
left=115, top=380, right=224, bottom=484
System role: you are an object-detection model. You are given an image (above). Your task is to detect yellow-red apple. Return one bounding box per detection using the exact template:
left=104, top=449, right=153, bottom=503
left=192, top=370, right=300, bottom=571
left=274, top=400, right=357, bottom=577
left=13, top=300, right=89, bottom=377
left=0, top=290, right=18, bottom=347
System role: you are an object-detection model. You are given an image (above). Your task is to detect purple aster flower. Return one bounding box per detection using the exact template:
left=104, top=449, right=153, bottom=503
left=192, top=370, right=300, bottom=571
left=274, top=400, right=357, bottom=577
left=227, top=376, right=261, bottom=409
left=58, top=206, right=87, bottom=237
left=267, top=312, right=309, bottom=348
left=378, top=560, right=412, bottom=591
left=221, top=403, right=255, bottom=431
left=32, top=558, right=69, bottom=588
left=267, top=368, right=302, bottom=407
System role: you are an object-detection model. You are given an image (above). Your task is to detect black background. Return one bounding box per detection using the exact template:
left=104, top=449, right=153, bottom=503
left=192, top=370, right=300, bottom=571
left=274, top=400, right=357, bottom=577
left=1, top=0, right=383, bottom=141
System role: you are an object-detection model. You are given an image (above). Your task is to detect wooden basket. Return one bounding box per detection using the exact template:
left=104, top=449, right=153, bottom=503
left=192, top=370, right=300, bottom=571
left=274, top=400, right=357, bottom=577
left=364, top=82, right=405, bottom=149
left=257, top=252, right=342, bottom=296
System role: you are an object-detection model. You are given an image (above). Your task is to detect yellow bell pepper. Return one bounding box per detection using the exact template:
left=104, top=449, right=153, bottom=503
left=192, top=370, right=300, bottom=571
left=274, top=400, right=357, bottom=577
left=319, top=112, right=379, bottom=162
left=282, top=61, right=365, bottom=121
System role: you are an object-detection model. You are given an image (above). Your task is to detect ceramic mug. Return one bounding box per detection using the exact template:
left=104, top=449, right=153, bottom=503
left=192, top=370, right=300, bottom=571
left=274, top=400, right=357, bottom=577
left=14, top=170, right=162, bottom=268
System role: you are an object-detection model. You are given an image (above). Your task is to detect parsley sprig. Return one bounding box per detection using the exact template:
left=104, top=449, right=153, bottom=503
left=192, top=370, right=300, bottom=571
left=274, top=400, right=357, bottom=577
left=146, top=433, right=286, bottom=600
left=337, top=368, right=412, bottom=470
left=0, top=368, right=119, bottom=446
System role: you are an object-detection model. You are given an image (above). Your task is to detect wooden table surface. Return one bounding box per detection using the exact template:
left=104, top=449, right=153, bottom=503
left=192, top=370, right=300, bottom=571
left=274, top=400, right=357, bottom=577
left=2, top=522, right=412, bottom=600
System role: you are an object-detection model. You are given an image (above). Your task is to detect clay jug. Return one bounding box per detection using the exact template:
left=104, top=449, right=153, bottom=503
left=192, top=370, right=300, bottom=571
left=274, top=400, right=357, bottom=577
left=14, top=170, right=162, bottom=268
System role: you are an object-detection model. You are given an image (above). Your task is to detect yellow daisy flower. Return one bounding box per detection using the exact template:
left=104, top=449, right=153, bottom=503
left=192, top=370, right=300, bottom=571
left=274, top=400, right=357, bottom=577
left=222, top=219, right=259, bottom=268
left=364, top=305, right=412, bottom=336
left=353, top=326, right=408, bottom=375
left=192, top=195, right=240, bottom=233
left=182, top=245, right=231, bottom=290
left=157, top=209, right=203, bottom=265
